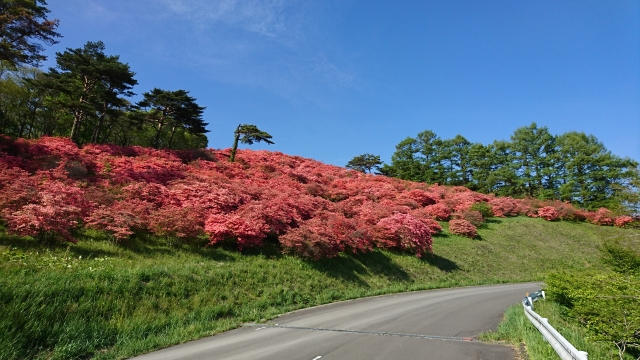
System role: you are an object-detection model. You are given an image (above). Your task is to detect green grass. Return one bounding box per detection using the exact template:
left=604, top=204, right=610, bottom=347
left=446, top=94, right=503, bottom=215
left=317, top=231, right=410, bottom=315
left=480, top=301, right=637, bottom=360
left=1, top=217, right=637, bottom=360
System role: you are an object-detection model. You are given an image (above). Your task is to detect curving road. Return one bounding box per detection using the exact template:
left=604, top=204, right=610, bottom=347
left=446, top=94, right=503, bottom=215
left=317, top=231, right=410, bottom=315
left=133, top=282, right=541, bottom=360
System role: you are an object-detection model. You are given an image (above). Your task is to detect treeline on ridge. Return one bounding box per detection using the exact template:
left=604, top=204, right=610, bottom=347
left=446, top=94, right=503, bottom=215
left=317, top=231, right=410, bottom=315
left=0, top=41, right=209, bottom=150
left=379, top=123, right=639, bottom=212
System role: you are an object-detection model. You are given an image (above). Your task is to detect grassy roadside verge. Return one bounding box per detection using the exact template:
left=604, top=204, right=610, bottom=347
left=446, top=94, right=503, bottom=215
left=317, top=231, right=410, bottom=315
left=1, top=217, right=637, bottom=360
left=480, top=300, right=636, bottom=360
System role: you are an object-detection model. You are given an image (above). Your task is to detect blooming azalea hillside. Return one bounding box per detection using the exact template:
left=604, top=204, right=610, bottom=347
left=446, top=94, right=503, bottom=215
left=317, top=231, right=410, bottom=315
left=0, top=136, right=634, bottom=259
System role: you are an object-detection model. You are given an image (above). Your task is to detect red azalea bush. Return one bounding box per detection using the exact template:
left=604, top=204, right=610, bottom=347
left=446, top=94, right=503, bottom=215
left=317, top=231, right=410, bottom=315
left=0, top=135, right=634, bottom=259
left=614, top=216, right=634, bottom=228
left=424, top=203, right=452, bottom=221
left=375, top=213, right=432, bottom=257
left=3, top=180, right=90, bottom=243
left=448, top=219, right=478, bottom=238
left=537, top=206, right=560, bottom=221
left=489, top=197, right=520, bottom=217
left=454, top=210, right=484, bottom=227
left=591, top=208, right=615, bottom=226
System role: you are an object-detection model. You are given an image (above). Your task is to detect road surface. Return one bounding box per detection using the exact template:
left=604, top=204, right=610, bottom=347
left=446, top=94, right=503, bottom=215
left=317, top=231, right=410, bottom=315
left=133, top=282, right=541, bottom=360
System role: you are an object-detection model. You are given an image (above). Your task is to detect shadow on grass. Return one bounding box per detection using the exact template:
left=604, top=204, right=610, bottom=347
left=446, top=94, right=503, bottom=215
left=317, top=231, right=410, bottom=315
left=479, top=218, right=504, bottom=231
left=0, top=228, right=237, bottom=263
left=307, top=250, right=411, bottom=287
left=422, top=253, right=460, bottom=272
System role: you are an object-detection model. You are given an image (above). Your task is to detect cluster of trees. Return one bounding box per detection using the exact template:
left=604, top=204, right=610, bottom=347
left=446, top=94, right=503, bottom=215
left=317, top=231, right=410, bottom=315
left=0, top=1, right=279, bottom=154
left=0, top=1, right=210, bottom=149
left=377, top=123, right=639, bottom=212
left=0, top=42, right=210, bottom=149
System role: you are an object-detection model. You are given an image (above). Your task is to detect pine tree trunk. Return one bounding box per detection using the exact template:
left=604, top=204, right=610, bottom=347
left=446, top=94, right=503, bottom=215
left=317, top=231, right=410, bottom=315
left=154, top=121, right=163, bottom=149
left=168, top=122, right=177, bottom=149
left=230, top=125, right=241, bottom=162
left=91, top=100, right=108, bottom=143
left=70, top=108, right=83, bottom=143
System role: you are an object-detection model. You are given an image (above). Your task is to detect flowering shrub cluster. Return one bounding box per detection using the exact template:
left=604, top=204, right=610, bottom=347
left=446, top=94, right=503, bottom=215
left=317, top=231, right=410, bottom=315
left=537, top=206, right=560, bottom=221
left=453, top=210, right=484, bottom=227
left=448, top=219, right=478, bottom=238
left=0, top=136, right=635, bottom=258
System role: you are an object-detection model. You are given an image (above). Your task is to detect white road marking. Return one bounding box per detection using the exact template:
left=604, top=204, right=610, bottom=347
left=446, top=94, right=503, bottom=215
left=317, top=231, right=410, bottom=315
left=312, top=357, right=322, bottom=360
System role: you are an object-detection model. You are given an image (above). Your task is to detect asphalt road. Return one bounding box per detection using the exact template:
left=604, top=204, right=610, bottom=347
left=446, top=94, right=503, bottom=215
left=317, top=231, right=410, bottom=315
left=133, top=282, right=542, bottom=360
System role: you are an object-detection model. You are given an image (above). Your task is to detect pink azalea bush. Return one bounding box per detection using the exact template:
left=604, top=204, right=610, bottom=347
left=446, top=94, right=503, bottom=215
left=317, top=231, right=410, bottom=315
left=0, top=135, right=634, bottom=258
left=537, top=206, right=560, bottom=221
left=448, top=219, right=478, bottom=238
left=453, top=210, right=484, bottom=227
left=614, top=216, right=634, bottom=228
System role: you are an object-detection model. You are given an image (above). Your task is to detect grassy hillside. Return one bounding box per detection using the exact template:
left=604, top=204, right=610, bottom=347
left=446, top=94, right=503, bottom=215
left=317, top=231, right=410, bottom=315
left=1, top=217, right=637, bottom=360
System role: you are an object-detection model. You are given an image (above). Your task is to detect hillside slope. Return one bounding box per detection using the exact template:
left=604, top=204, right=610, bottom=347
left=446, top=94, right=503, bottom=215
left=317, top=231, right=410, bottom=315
left=0, top=136, right=632, bottom=258
left=1, top=218, right=637, bottom=360
left=1, top=135, right=638, bottom=359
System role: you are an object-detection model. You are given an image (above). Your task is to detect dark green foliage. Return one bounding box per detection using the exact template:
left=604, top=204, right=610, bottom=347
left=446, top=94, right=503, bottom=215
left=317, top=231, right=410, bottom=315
left=0, top=42, right=209, bottom=150
left=545, top=271, right=640, bottom=359
left=556, top=131, right=638, bottom=210
left=545, top=237, right=640, bottom=359
left=230, top=124, right=273, bottom=162
left=0, top=0, right=61, bottom=67
left=470, top=202, right=493, bottom=219
left=599, top=239, right=640, bottom=276
left=385, top=123, right=639, bottom=212
left=509, top=123, right=558, bottom=198
left=136, top=88, right=208, bottom=149
left=345, top=153, right=383, bottom=174
left=40, top=41, right=138, bottom=144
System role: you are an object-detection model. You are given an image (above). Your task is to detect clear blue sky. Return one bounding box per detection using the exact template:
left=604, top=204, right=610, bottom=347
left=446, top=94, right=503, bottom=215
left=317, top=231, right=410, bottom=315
left=41, top=0, right=639, bottom=165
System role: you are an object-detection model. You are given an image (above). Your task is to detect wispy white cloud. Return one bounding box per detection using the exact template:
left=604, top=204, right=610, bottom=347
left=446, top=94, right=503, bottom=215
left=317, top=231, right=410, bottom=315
left=154, top=0, right=357, bottom=104
left=159, top=0, right=293, bottom=38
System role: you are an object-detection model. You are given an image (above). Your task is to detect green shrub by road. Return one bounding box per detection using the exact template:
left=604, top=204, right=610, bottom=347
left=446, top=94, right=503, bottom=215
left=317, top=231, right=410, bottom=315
left=1, top=217, right=637, bottom=360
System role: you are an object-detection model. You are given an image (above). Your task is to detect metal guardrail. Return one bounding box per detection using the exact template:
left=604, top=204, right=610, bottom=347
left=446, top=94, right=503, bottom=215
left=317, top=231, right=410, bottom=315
left=522, top=291, right=588, bottom=360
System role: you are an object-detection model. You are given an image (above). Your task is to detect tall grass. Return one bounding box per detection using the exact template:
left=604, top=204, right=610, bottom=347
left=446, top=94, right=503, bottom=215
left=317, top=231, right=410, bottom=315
left=480, top=301, right=636, bottom=360
left=1, top=217, right=637, bottom=360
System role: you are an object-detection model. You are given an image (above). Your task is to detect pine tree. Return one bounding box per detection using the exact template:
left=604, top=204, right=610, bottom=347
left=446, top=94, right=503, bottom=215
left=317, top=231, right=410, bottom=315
left=230, top=124, right=273, bottom=162
left=346, top=153, right=383, bottom=174
left=0, top=0, right=60, bottom=67
left=137, top=88, right=207, bottom=149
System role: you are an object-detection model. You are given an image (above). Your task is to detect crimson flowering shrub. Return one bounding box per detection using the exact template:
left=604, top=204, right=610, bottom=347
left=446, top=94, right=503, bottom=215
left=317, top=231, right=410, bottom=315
left=590, top=208, right=615, bottom=226
left=489, top=197, right=520, bottom=217
left=0, top=135, right=634, bottom=257
left=147, top=205, right=204, bottom=241
left=86, top=200, right=151, bottom=240
left=409, top=208, right=443, bottom=234
left=453, top=210, right=484, bottom=227
left=448, top=219, right=478, bottom=239
left=375, top=213, right=433, bottom=257
left=402, top=189, right=437, bottom=207
left=537, top=206, right=560, bottom=221
left=545, top=200, right=585, bottom=221
left=3, top=180, right=90, bottom=243
left=423, top=203, right=452, bottom=221
left=516, top=198, right=543, bottom=217
left=614, top=216, right=634, bottom=228
left=280, top=211, right=373, bottom=259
